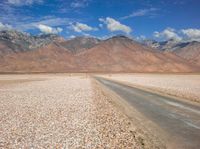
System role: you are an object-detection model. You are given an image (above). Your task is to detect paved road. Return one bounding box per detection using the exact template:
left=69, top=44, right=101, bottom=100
left=96, top=77, right=200, bottom=149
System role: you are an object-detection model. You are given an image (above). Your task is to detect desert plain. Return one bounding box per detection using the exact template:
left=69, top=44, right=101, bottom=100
left=0, top=73, right=200, bottom=148
left=99, top=73, right=200, bottom=103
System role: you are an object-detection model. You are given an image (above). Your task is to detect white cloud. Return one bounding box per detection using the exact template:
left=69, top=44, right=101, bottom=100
left=121, top=8, right=158, bottom=20
left=82, top=33, right=91, bottom=37
left=99, top=23, right=103, bottom=28
left=0, top=22, right=12, bottom=31
left=17, top=17, right=72, bottom=31
left=71, top=22, right=97, bottom=33
left=7, top=0, right=43, bottom=6
left=99, top=17, right=132, bottom=34
left=154, top=28, right=182, bottom=41
left=181, top=28, right=200, bottom=41
left=69, top=35, right=76, bottom=39
left=36, top=24, right=63, bottom=34
left=136, top=35, right=146, bottom=41
left=70, top=0, right=90, bottom=8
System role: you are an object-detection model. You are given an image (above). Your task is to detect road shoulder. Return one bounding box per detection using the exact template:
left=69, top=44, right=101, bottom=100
left=93, top=78, right=167, bottom=149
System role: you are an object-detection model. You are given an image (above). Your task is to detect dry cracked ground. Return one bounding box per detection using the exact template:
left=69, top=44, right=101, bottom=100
left=0, top=74, right=161, bottom=149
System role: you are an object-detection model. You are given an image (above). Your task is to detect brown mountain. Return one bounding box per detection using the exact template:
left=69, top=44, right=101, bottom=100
left=0, top=43, right=77, bottom=72
left=0, top=40, right=15, bottom=55
left=142, top=38, right=200, bottom=67
left=75, top=36, right=199, bottom=72
left=0, top=33, right=199, bottom=73
left=174, top=41, right=200, bottom=66
left=59, top=36, right=100, bottom=54
left=0, top=30, right=62, bottom=55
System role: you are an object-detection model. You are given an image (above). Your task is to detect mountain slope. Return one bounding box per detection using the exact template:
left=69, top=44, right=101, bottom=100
left=0, top=40, right=16, bottom=55
left=0, top=30, right=61, bottom=55
left=142, top=39, right=200, bottom=66
left=59, top=37, right=100, bottom=54
left=75, top=36, right=198, bottom=72
left=142, top=39, right=186, bottom=51
left=0, top=43, right=77, bottom=72
left=174, top=42, right=200, bottom=66
left=0, top=34, right=199, bottom=73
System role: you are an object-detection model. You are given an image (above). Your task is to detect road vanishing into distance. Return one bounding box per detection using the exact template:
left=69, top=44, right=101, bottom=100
left=96, top=77, right=200, bottom=149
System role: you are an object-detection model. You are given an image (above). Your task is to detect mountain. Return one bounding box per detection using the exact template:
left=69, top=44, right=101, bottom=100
left=142, top=39, right=182, bottom=51
left=0, top=31, right=199, bottom=73
left=174, top=41, right=200, bottom=66
left=0, top=40, right=15, bottom=55
left=0, top=30, right=61, bottom=55
left=0, top=43, right=77, bottom=72
left=142, top=39, right=200, bottom=66
left=59, top=36, right=100, bottom=54
left=141, top=39, right=161, bottom=50
left=74, top=35, right=198, bottom=72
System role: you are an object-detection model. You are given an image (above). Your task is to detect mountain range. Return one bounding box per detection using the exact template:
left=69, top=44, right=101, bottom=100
left=142, top=39, right=200, bottom=66
left=0, top=30, right=199, bottom=73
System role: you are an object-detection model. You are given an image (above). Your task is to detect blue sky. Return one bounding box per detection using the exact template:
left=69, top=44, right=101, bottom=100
left=0, top=0, right=200, bottom=41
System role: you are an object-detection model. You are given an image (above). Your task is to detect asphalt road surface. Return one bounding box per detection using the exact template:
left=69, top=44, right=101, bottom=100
left=96, top=77, right=200, bottom=149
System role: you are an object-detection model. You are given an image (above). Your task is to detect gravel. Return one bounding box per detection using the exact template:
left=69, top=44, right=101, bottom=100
left=0, top=75, right=145, bottom=148
left=100, top=74, right=200, bottom=103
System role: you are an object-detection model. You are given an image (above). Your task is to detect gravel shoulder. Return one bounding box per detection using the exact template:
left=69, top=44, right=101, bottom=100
left=0, top=74, right=157, bottom=148
left=95, top=77, right=200, bottom=149
left=99, top=74, right=200, bottom=103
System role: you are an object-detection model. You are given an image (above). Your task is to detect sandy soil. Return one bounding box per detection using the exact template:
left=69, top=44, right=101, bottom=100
left=0, top=74, right=153, bottom=148
left=99, top=74, right=200, bottom=103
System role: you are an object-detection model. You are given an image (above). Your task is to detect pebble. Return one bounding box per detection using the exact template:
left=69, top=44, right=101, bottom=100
left=0, top=75, right=144, bottom=148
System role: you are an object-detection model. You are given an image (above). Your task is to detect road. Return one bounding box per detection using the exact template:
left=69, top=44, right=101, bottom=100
left=96, top=77, right=200, bottom=149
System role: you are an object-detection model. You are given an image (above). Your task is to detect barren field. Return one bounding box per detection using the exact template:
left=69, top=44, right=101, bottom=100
left=100, top=74, right=200, bottom=103
left=0, top=74, right=158, bottom=148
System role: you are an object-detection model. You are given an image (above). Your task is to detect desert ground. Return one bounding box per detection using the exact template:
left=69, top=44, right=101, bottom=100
left=99, top=74, right=200, bottom=103
left=0, top=74, right=200, bottom=148
left=0, top=74, right=162, bottom=149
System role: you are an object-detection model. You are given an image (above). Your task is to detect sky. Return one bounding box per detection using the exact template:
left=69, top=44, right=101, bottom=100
left=0, top=0, right=200, bottom=41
